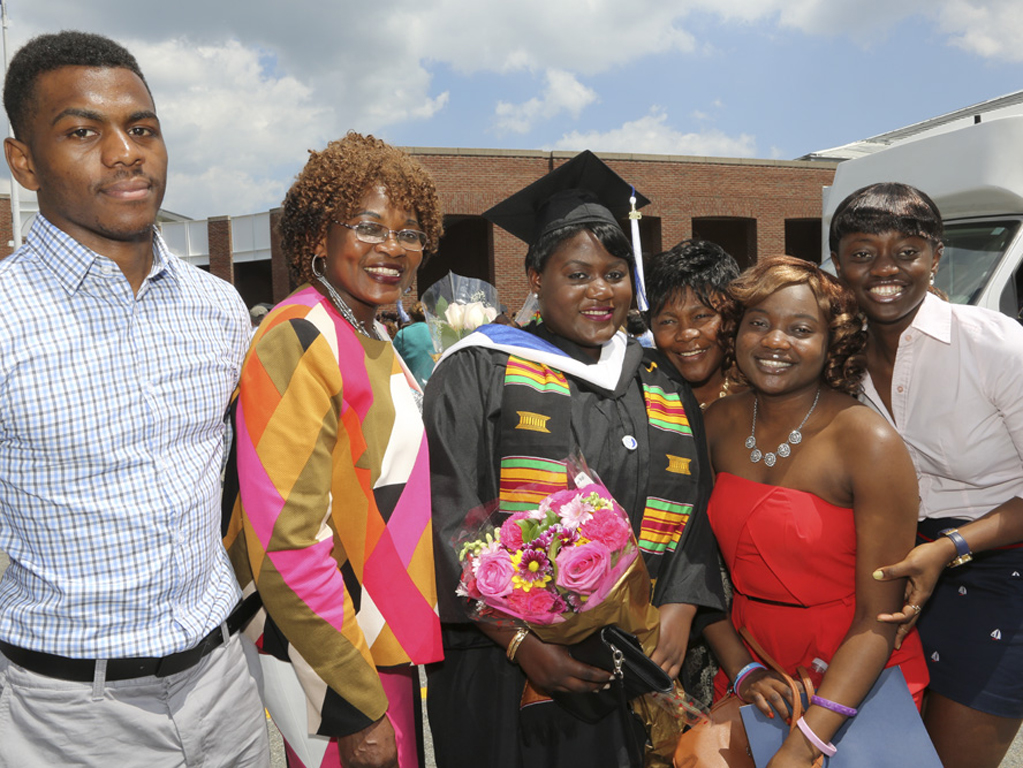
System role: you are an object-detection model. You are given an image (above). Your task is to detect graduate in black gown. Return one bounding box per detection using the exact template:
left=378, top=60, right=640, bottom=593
left=423, top=151, right=726, bottom=768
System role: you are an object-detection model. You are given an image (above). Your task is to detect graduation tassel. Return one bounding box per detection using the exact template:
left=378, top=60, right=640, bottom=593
left=629, top=186, right=648, bottom=312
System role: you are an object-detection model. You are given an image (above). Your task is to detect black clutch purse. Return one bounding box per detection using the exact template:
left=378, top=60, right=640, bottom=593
left=550, top=625, right=673, bottom=723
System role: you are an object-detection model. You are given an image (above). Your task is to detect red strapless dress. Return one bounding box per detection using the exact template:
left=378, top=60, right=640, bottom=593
left=708, top=472, right=928, bottom=706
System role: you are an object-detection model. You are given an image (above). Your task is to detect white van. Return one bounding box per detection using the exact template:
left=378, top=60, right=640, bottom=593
left=821, top=116, right=1023, bottom=320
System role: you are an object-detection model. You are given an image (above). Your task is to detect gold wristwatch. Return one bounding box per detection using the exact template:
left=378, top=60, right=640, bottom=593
left=939, top=528, right=973, bottom=568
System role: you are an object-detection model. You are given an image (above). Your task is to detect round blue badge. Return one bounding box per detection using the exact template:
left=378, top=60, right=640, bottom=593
left=622, top=435, right=638, bottom=451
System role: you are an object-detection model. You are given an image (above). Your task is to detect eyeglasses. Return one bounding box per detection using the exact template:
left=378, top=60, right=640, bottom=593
left=335, top=221, right=428, bottom=251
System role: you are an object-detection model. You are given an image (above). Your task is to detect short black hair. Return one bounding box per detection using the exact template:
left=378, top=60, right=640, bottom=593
left=4, top=30, right=151, bottom=139
left=525, top=222, right=633, bottom=275
left=829, top=182, right=943, bottom=254
left=645, top=239, right=740, bottom=317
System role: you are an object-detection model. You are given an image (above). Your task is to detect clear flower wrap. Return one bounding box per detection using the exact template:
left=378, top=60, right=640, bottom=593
left=421, top=271, right=500, bottom=353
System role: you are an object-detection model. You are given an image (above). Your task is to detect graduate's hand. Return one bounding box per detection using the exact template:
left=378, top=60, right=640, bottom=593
left=516, top=634, right=614, bottom=695
left=336, top=714, right=398, bottom=768
left=651, top=602, right=695, bottom=679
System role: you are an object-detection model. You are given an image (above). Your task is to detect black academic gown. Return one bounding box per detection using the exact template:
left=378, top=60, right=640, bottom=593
left=423, top=326, right=725, bottom=768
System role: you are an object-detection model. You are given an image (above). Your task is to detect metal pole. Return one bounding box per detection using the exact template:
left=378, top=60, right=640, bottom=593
left=1, top=0, right=22, bottom=249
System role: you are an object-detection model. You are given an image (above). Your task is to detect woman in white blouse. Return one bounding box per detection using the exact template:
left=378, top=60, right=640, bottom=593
left=830, top=182, right=1023, bottom=768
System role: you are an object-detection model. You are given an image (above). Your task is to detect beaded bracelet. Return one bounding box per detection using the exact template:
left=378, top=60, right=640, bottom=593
left=811, top=694, right=858, bottom=717
left=732, top=661, right=767, bottom=702
left=796, top=716, right=837, bottom=758
left=506, top=628, right=529, bottom=662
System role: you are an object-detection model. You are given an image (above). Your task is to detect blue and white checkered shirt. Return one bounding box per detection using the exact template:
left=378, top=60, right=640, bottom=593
left=0, top=215, right=250, bottom=658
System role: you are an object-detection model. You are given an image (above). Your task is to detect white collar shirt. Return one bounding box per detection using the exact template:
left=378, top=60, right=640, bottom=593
left=0, top=214, right=250, bottom=657
left=860, top=293, right=1023, bottom=521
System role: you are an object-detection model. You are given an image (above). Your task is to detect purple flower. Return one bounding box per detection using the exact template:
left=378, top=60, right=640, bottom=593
left=517, top=548, right=551, bottom=583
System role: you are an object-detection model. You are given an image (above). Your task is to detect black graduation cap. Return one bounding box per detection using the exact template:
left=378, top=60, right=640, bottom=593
left=482, top=150, right=650, bottom=247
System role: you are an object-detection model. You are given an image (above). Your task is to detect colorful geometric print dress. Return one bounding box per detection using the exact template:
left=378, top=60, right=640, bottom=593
left=224, top=285, right=443, bottom=768
left=707, top=472, right=929, bottom=705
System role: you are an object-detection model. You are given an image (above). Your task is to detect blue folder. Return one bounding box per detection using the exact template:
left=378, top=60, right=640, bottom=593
left=739, top=666, right=941, bottom=767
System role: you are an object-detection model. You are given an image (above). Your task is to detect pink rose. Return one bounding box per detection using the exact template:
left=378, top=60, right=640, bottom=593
left=555, top=540, right=612, bottom=595
left=475, top=550, right=516, bottom=598
left=580, top=509, right=631, bottom=551
left=507, top=587, right=565, bottom=618
left=500, top=512, right=530, bottom=551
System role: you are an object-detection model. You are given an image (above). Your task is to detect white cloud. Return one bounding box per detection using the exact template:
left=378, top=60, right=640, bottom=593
left=492, top=69, right=598, bottom=134
left=411, top=92, right=452, bottom=120
left=166, top=168, right=286, bottom=221
left=392, top=0, right=699, bottom=75
left=692, top=0, right=929, bottom=37
left=7, top=0, right=1023, bottom=221
left=938, top=0, right=1023, bottom=62
left=551, top=108, right=757, bottom=157
left=133, top=38, right=331, bottom=217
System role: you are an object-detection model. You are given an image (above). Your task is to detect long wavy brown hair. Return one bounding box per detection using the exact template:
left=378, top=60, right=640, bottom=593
left=280, top=131, right=444, bottom=285
left=722, top=255, right=867, bottom=397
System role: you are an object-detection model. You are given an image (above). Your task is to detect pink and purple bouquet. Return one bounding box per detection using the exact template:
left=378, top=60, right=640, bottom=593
left=453, top=460, right=708, bottom=762
left=457, top=481, right=643, bottom=631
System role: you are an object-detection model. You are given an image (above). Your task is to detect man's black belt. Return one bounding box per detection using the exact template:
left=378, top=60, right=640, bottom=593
left=0, top=591, right=262, bottom=682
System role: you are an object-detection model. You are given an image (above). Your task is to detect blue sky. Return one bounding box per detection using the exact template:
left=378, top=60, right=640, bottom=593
left=8, top=1, right=1023, bottom=218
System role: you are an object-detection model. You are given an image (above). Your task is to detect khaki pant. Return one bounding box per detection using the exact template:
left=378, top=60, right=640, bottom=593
left=0, top=633, right=270, bottom=768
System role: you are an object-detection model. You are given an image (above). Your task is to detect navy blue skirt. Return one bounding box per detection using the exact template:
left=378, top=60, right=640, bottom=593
left=916, top=518, right=1023, bottom=718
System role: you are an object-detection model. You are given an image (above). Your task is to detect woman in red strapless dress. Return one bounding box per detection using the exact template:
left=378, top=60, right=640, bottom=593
left=699, top=256, right=929, bottom=768
left=707, top=473, right=928, bottom=704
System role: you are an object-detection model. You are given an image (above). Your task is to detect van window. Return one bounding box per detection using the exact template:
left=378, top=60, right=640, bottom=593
left=939, top=220, right=1021, bottom=305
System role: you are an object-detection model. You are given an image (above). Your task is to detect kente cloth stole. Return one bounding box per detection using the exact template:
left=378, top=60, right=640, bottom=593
left=497, top=355, right=697, bottom=558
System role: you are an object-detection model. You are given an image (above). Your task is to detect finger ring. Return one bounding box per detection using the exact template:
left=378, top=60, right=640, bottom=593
left=909, top=604, right=922, bottom=614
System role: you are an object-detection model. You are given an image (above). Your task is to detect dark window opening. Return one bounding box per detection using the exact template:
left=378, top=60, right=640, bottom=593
left=419, top=215, right=492, bottom=296
left=785, top=219, right=823, bottom=264
left=691, top=217, right=757, bottom=269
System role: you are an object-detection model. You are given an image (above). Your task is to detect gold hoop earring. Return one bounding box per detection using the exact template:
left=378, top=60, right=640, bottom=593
left=311, top=254, right=326, bottom=279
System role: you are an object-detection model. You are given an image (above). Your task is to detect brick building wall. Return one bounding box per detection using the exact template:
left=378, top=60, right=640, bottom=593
left=0, top=150, right=837, bottom=312
left=410, top=148, right=837, bottom=314
left=207, top=215, right=234, bottom=283
left=0, top=196, right=12, bottom=261
left=268, top=207, right=295, bottom=302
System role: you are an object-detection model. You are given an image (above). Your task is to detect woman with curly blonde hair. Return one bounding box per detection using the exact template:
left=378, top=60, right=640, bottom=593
left=696, top=255, right=930, bottom=766
left=224, top=132, right=444, bottom=768
left=719, top=254, right=866, bottom=397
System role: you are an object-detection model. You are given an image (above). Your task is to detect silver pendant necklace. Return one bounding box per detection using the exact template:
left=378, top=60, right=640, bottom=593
left=315, top=275, right=379, bottom=340
left=745, top=387, right=821, bottom=467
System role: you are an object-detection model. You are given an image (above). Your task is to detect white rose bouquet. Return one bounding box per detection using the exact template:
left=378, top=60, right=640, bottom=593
left=421, top=271, right=500, bottom=353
